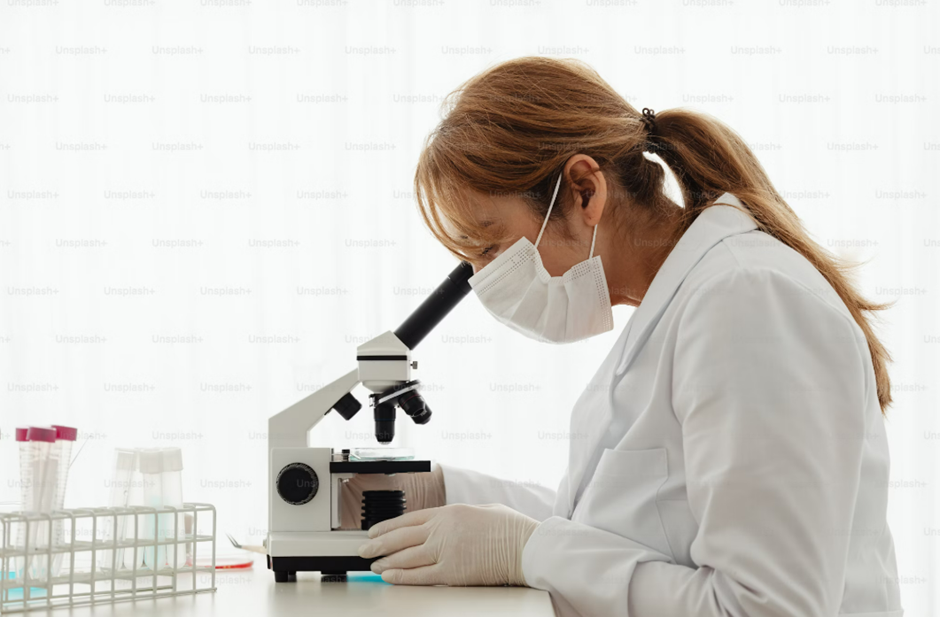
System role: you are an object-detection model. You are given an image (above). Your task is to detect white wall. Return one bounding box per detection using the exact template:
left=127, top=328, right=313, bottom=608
left=0, top=1, right=937, bottom=612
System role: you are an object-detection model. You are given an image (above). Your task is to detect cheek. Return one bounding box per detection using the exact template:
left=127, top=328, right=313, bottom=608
left=536, top=236, right=578, bottom=277
left=539, top=254, right=570, bottom=278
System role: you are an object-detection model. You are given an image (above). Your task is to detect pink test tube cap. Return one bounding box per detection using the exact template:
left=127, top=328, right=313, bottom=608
left=52, top=425, right=78, bottom=441
left=27, top=426, right=57, bottom=443
left=15, top=427, right=29, bottom=442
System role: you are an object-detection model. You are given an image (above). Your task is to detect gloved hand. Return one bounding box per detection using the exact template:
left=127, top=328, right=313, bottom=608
left=338, top=463, right=446, bottom=530
left=358, top=503, right=540, bottom=586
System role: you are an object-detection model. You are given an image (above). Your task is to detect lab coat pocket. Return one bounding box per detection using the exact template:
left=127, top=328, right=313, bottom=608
left=573, top=447, right=675, bottom=562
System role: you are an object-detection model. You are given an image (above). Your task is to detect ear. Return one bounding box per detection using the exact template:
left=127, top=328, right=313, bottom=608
left=563, top=154, right=607, bottom=228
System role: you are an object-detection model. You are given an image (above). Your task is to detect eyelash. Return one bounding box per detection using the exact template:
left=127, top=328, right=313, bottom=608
left=480, top=245, right=496, bottom=257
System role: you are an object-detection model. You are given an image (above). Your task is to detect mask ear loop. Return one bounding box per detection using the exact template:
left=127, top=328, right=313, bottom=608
left=589, top=224, right=598, bottom=259
left=534, top=172, right=563, bottom=250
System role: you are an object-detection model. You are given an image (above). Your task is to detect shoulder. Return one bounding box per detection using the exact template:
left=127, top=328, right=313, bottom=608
left=678, top=229, right=856, bottom=331
left=670, top=231, right=870, bottom=379
left=670, top=235, right=872, bottom=432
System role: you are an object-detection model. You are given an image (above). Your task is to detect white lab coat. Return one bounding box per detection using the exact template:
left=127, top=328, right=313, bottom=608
left=439, top=193, right=902, bottom=617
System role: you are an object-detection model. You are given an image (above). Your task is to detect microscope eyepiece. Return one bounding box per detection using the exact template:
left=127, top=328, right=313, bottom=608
left=394, top=261, right=472, bottom=350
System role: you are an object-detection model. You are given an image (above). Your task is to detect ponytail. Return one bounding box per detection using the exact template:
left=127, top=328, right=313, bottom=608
left=651, top=108, right=894, bottom=413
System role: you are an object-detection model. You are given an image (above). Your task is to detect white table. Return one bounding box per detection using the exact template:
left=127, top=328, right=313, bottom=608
left=26, top=555, right=556, bottom=617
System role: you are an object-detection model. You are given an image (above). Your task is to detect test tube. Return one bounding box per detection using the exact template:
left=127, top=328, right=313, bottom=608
left=50, top=426, right=76, bottom=512
left=123, top=449, right=145, bottom=571
left=99, top=448, right=137, bottom=572
left=14, top=428, right=31, bottom=578
left=50, top=425, right=77, bottom=577
left=160, top=448, right=184, bottom=568
left=138, top=449, right=164, bottom=570
left=15, top=428, right=30, bottom=511
left=25, top=426, right=58, bottom=582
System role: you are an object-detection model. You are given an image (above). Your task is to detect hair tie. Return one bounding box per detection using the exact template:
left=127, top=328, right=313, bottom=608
left=641, top=108, right=663, bottom=153
left=641, top=108, right=657, bottom=134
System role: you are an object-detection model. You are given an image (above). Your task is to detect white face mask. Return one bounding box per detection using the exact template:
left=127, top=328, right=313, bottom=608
left=467, top=172, right=614, bottom=344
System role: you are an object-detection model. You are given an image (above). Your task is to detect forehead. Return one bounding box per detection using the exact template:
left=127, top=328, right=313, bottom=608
left=462, top=186, right=534, bottom=229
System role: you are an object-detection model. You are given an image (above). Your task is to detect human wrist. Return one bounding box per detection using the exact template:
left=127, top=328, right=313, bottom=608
left=402, top=462, right=446, bottom=511
left=426, top=462, right=446, bottom=508
left=512, top=515, right=540, bottom=587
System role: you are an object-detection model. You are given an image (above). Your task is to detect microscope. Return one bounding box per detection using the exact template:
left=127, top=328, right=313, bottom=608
left=266, top=261, right=474, bottom=582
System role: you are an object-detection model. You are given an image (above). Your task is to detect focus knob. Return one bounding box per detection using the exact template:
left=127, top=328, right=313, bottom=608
left=276, top=462, right=319, bottom=505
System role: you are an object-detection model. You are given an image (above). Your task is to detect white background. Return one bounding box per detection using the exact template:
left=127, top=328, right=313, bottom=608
left=0, top=0, right=937, bottom=612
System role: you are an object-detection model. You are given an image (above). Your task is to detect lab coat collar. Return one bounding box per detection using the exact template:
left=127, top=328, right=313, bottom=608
left=613, top=193, right=758, bottom=376
left=566, top=193, right=758, bottom=515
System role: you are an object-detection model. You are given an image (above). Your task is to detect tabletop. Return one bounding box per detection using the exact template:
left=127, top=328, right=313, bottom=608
left=21, top=555, right=556, bottom=617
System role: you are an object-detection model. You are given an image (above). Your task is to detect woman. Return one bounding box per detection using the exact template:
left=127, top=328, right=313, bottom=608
left=344, top=57, right=903, bottom=617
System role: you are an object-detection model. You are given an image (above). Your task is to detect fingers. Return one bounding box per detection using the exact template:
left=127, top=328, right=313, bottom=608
left=359, top=523, right=430, bottom=559
left=367, top=507, right=440, bottom=538
left=371, top=544, right=435, bottom=574
left=381, top=565, right=441, bottom=586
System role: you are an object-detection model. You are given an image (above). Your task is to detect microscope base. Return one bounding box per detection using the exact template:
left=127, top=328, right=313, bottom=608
left=268, top=555, right=378, bottom=581
left=267, top=531, right=378, bottom=581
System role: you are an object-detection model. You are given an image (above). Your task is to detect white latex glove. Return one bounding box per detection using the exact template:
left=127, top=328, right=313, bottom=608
left=338, top=464, right=446, bottom=530
left=358, top=503, right=539, bottom=586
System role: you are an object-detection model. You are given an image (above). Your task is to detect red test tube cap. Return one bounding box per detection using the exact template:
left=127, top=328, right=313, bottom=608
left=52, top=425, right=78, bottom=441
left=27, top=426, right=57, bottom=443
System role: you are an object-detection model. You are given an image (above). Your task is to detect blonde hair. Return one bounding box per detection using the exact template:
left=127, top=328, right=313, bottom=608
left=414, top=56, right=893, bottom=413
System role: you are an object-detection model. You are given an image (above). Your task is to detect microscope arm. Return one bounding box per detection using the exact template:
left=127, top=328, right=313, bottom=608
left=268, top=368, right=360, bottom=451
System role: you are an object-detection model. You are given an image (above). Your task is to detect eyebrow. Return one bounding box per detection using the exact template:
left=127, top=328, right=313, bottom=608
left=458, top=220, right=496, bottom=240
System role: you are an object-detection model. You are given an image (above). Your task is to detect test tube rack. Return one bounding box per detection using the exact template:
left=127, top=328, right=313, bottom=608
left=0, top=503, right=216, bottom=613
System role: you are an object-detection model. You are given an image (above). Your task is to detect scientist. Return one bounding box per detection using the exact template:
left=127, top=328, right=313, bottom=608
left=346, top=57, right=903, bottom=617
